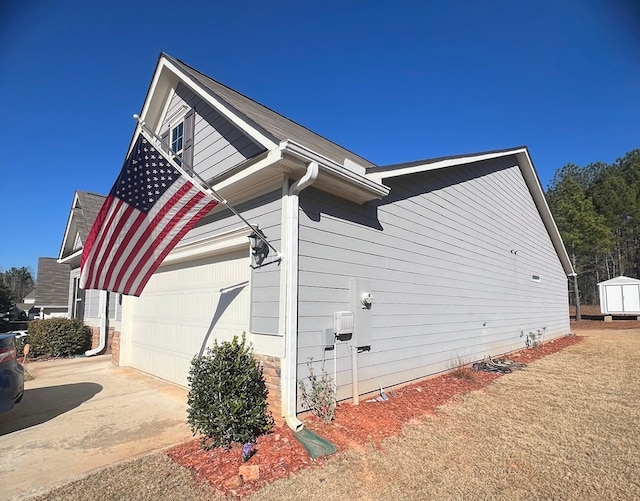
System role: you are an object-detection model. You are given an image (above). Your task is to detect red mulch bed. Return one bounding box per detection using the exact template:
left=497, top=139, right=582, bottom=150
left=166, top=335, right=583, bottom=498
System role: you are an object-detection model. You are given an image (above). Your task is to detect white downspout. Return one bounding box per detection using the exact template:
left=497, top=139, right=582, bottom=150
left=85, top=291, right=108, bottom=356
left=283, top=161, right=319, bottom=431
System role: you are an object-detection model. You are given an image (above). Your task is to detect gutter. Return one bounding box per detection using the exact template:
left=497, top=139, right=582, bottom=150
left=280, top=140, right=389, bottom=200
left=283, top=161, right=319, bottom=432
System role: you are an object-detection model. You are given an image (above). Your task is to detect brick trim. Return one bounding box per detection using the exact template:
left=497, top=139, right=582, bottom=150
left=254, top=354, right=283, bottom=426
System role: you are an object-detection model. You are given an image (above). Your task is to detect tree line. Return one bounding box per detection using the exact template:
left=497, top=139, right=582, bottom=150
left=0, top=267, right=34, bottom=310
left=545, top=149, right=640, bottom=306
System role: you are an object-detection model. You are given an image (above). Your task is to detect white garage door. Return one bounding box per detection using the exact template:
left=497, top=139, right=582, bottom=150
left=127, top=249, right=250, bottom=387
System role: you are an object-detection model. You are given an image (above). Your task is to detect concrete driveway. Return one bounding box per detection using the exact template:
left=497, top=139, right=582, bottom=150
left=0, top=355, right=193, bottom=500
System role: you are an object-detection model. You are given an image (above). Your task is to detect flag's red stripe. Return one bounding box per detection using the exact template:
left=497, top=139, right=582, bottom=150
left=83, top=199, right=129, bottom=288
left=122, top=190, right=208, bottom=294
left=133, top=200, right=218, bottom=296
left=104, top=183, right=190, bottom=290
left=81, top=196, right=113, bottom=269
left=86, top=199, right=131, bottom=287
left=87, top=202, right=137, bottom=289
left=107, top=183, right=192, bottom=294
left=100, top=208, right=148, bottom=292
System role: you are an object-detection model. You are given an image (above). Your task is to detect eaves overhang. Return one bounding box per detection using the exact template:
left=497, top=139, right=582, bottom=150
left=58, top=249, right=82, bottom=266
left=58, top=192, right=81, bottom=261
left=203, top=142, right=390, bottom=206
left=279, top=140, right=390, bottom=204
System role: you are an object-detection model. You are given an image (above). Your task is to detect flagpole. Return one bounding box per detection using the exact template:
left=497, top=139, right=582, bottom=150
left=132, top=114, right=281, bottom=259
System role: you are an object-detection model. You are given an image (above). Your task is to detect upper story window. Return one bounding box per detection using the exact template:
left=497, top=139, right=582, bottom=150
left=162, top=105, right=194, bottom=168
left=170, top=122, right=184, bottom=165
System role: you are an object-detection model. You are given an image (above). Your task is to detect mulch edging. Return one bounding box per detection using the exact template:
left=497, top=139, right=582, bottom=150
left=166, top=334, right=584, bottom=498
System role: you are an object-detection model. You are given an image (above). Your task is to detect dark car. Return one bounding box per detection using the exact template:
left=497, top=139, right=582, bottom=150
left=0, top=332, right=24, bottom=413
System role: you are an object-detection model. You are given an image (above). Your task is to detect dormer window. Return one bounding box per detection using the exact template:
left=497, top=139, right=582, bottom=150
left=161, top=106, right=194, bottom=168
left=170, top=121, right=184, bottom=165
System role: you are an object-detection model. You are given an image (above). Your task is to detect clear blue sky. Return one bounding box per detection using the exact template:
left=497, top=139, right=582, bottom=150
left=1, top=0, right=638, bottom=277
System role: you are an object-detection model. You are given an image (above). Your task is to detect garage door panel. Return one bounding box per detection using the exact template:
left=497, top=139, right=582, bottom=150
left=128, top=250, right=250, bottom=387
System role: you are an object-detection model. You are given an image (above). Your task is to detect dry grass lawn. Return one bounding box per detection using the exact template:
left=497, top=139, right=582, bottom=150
left=31, top=329, right=640, bottom=500
left=249, top=330, right=640, bottom=500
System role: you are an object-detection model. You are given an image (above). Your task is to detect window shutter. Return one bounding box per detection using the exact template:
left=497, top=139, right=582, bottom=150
left=183, top=108, right=195, bottom=168
left=160, top=130, right=169, bottom=156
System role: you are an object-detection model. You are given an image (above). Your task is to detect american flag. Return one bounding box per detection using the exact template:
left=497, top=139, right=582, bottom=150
left=80, top=132, right=219, bottom=296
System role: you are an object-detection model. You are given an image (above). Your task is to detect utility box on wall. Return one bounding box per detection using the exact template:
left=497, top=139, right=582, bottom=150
left=598, top=275, right=640, bottom=315
left=334, top=311, right=354, bottom=336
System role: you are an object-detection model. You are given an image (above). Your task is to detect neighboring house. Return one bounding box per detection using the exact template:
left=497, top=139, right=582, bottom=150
left=23, top=290, right=36, bottom=305
left=58, top=191, right=121, bottom=356
left=22, top=290, right=39, bottom=320
left=34, top=257, right=71, bottom=319
left=85, top=53, right=575, bottom=427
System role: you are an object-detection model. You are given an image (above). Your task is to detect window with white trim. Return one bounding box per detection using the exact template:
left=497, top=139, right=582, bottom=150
left=170, top=121, right=184, bottom=165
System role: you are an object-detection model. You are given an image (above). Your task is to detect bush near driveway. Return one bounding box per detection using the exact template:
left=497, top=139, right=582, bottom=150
left=187, top=334, right=274, bottom=449
left=27, top=318, right=91, bottom=357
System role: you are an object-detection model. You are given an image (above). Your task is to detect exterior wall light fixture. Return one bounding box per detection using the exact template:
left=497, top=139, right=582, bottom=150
left=249, top=227, right=269, bottom=266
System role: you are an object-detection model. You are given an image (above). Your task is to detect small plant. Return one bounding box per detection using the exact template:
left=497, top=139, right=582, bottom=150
left=522, top=327, right=546, bottom=349
left=299, top=359, right=337, bottom=424
left=187, top=334, right=274, bottom=449
left=448, top=355, right=475, bottom=381
left=450, top=366, right=475, bottom=381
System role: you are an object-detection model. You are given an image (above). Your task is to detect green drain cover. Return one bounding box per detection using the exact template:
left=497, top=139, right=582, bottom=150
left=294, top=428, right=337, bottom=459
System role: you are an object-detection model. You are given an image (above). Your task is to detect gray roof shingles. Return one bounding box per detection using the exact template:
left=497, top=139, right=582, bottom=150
left=35, top=257, right=70, bottom=307
left=75, top=191, right=106, bottom=244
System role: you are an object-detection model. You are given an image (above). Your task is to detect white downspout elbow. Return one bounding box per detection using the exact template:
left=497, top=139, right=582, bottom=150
left=284, top=161, right=319, bottom=432
left=85, top=291, right=108, bottom=357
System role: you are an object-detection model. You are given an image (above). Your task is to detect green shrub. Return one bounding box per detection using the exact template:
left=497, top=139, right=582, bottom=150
left=187, top=334, right=274, bottom=449
left=27, top=318, right=92, bottom=357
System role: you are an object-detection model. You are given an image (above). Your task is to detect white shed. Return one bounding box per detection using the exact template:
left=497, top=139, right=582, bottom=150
left=598, top=276, right=640, bottom=315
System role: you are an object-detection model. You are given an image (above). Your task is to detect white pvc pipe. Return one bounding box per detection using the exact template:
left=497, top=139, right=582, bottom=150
left=283, top=161, right=319, bottom=432
left=351, top=345, right=359, bottom=405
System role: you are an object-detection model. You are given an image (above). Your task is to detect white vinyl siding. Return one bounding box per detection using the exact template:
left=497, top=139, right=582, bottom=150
left=297, top=156, right=569, bottom=404
left=161, top=84, right=264, bottom=181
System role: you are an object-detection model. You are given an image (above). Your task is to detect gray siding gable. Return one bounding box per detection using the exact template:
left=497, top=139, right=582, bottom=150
left=296, top=155, right=570, bottom=406
left=161, top=83, right=265, bottom=179
left=163, top=53, right=376, bottom=169
left=59, top=191, right=106, bottom=261
left=160, top=83, right=265, bottom=181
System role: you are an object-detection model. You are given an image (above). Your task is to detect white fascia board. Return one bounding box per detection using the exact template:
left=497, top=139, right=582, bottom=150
left=515, top=150, right=575, bottom=277
left=368, top=149, right=529, bottom=181
left=211, top=148, right=284, bottom=192
left=159, top=57, right=278, bottom=150
left=58, top=249, right=82, bottom=265
left=58, top=192, right=81, bottom=260
left=280, top=140, right=389, bottom=199
left=137, top=61, right=173, bottom=140
left=162, top=227, right=251, bottom=266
